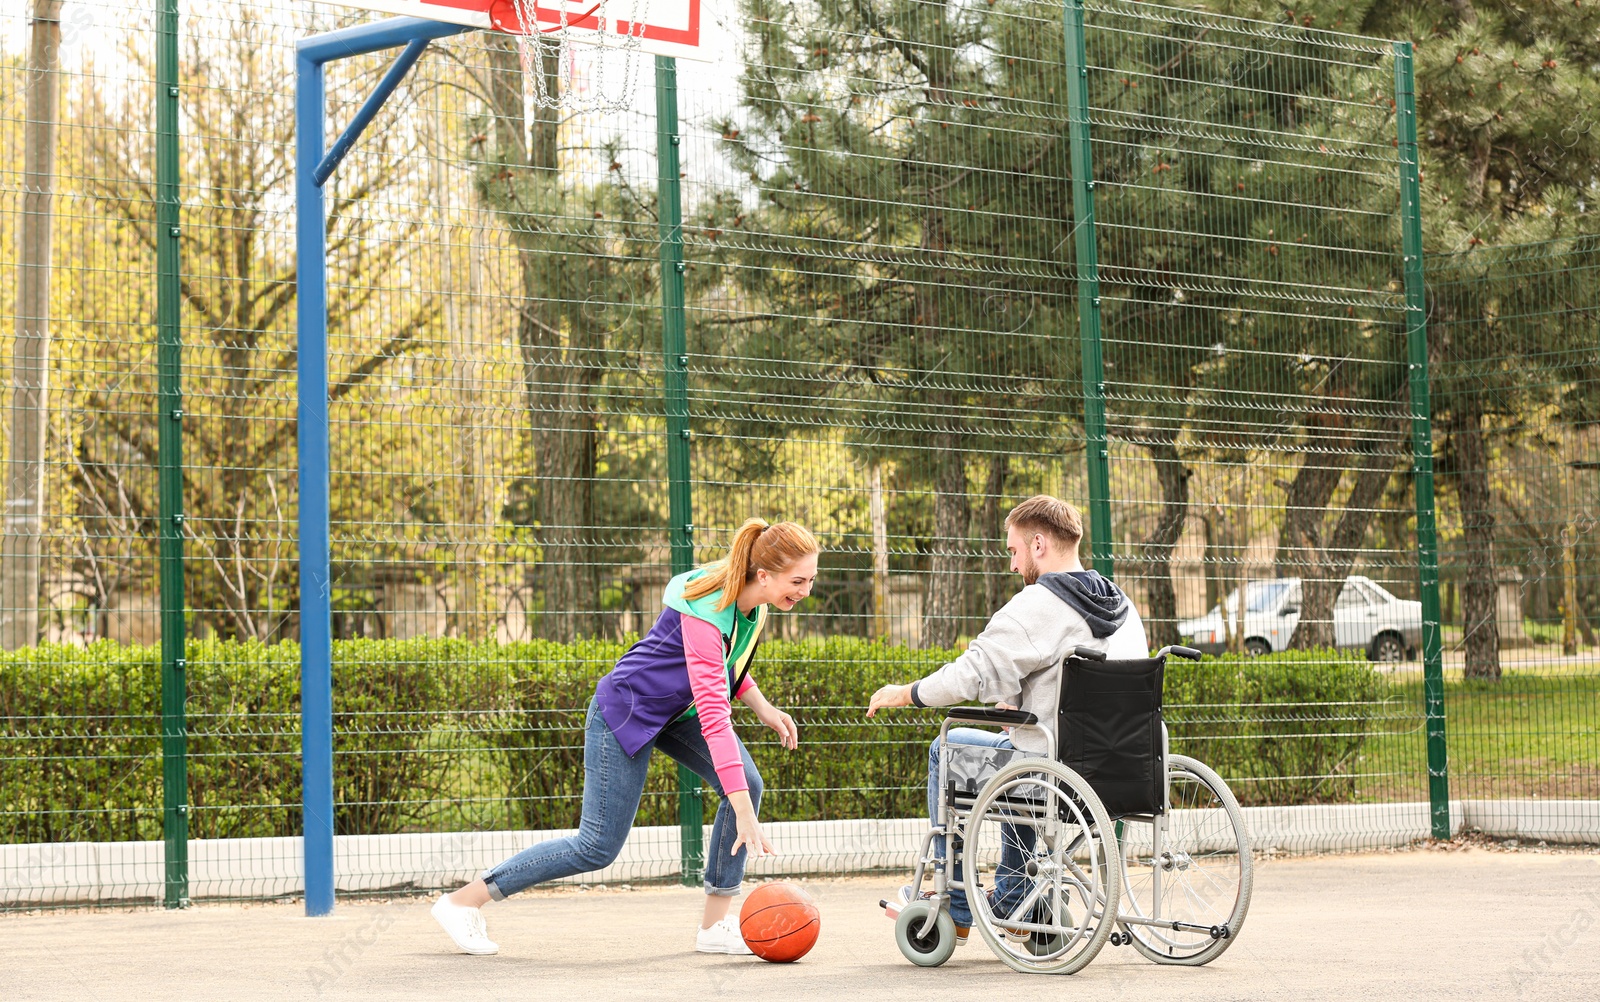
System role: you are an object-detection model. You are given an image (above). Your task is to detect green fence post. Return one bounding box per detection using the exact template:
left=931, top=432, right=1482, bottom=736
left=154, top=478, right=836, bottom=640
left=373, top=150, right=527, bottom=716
left=656, top=54, right=704, bottom=887
left=1063, top=0, right=1114, bottom=577
left=1394, top=41, right=1449, bottom=839
left=156, top=0, right=189, bottom=906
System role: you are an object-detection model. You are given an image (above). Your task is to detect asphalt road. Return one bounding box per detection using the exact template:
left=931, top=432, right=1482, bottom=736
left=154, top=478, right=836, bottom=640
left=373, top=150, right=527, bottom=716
left=5, top=847, right=1598, bottom=1001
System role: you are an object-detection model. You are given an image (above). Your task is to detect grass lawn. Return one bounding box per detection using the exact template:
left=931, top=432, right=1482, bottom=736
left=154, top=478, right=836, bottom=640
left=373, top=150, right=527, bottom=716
left=1357, top=666, right=1600, bottom=802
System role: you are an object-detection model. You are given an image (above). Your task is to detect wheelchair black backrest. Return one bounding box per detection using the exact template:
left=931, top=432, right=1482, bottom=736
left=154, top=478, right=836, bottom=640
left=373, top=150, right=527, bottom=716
left=1057, top=651, right=1165, bottom=817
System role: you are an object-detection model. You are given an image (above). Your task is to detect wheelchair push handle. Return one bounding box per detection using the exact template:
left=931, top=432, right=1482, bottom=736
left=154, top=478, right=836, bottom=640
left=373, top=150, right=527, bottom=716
left=1157, top=644, right=1204, bottom=662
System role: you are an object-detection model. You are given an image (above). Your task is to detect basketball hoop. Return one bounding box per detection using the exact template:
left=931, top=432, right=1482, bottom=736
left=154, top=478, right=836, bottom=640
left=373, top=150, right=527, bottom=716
left=494, top=0, right=653, bottom=113
left=313, top=1, right=709, bottom=108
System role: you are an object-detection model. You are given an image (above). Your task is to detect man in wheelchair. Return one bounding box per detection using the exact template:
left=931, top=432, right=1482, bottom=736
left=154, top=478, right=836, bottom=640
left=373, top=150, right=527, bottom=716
left=867, top=494, right=1148, bottom=942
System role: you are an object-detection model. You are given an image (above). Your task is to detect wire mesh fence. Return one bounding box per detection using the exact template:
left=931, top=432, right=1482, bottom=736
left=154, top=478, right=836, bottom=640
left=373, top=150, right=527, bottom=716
left=1428, top=238, right=1600, bottom=815
left=1080, top=2, right=1430, bottom=816
left=1, top=0, right=1595, bottom=911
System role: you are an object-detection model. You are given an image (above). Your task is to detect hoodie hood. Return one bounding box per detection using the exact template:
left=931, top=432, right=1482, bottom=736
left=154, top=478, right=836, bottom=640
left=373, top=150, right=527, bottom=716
left=1037, top=570, right=1130, bottom=639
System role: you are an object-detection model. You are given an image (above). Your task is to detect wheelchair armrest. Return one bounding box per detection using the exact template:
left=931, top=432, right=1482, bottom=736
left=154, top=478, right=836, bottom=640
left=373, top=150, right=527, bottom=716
left=945, top=706, right=1038, bottom=726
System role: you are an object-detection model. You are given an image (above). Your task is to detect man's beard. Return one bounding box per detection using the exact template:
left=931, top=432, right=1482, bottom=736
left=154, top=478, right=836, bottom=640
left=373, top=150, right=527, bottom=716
left=1018, top=551, right=1041, bottom=586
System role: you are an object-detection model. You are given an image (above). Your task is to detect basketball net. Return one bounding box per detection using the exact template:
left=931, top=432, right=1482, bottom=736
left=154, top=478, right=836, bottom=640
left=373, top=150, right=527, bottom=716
left=502, top=0, right=651, bottom=113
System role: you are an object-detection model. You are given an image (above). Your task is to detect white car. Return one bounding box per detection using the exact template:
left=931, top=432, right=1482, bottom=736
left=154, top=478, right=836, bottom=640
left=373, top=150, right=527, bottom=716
left=1176, top=576, right=1422, bottom=661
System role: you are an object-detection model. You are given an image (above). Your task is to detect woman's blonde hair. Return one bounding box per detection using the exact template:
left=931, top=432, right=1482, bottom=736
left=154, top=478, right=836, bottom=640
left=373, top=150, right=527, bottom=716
left=682, top=518, right=820, bottom=611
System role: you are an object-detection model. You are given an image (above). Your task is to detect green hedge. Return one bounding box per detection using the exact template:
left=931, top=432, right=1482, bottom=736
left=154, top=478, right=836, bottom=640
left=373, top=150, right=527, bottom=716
left=1, top=638, right=1394, bottom=842
left=1164, top=649, right=1390, bottom=805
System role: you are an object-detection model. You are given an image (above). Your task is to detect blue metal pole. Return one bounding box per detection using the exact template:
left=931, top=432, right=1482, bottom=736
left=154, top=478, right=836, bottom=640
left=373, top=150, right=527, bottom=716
left=297, top=16, right=470, bottom=64
left=314, top=37, right=432, bottom=187
left=295, top=42, right=336, bottom=920
left=294, top=15, right=472, bottom=918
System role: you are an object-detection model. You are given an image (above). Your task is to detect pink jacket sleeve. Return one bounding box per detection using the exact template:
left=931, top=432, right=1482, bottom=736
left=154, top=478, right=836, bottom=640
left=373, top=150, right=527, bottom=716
left=682, top=613, right=749, bottom=795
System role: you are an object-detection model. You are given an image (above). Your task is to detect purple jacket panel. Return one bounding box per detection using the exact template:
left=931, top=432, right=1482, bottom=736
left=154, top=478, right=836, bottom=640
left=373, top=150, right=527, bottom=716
left=594, top=607, right=699, bottom=757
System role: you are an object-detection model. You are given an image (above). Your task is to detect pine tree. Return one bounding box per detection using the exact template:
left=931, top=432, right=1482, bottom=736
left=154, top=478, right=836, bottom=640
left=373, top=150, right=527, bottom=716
left=1364, top=0, right=1600, bottom=677
left=469, top=35, right=661, bottom=641
left=718, top=0, right=1077, bottom=646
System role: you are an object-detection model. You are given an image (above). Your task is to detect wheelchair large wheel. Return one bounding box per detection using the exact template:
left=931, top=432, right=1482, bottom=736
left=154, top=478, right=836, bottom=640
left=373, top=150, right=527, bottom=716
left=1116, top=754, right=1252, bottom=966
left=965, top=758, right=1121, bottom=975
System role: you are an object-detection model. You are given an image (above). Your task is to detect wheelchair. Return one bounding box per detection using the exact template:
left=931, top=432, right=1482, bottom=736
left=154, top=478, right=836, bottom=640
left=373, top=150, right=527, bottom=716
left=883, top=645, right=1252, bottom=974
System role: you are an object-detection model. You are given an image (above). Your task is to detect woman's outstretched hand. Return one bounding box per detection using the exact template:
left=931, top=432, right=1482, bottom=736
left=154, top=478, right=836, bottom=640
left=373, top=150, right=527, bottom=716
left=728, top=791, right=775, bottom=857
left=741, top=687, right=799, bottom=750
left=757, top=704, right=799, bottom=750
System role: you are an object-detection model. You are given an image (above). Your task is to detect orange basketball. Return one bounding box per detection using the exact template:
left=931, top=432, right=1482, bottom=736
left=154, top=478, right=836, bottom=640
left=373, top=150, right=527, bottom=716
left=740, top=882, right=821, bottom=963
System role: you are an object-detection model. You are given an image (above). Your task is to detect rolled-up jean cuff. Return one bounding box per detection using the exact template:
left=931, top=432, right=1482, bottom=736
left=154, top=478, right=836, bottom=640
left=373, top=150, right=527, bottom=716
left=481, top=870, right=507, bottom=902
left=704, top=881, right=741, bottom=897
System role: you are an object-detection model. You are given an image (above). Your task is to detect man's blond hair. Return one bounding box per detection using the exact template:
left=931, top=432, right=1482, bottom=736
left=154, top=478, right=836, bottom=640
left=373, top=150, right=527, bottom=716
left=1004, top=495, right=1084, bottom=547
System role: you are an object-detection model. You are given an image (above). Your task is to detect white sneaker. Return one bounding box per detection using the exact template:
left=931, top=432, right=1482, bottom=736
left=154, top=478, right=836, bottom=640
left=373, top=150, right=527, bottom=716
left=696, top=916, right=753, bottom=955
left=431, top=893, right=499, bottom=956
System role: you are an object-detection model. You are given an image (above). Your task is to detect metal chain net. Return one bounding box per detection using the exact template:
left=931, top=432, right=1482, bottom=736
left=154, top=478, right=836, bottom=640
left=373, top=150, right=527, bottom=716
left=505, top=0, right=652, bottom=112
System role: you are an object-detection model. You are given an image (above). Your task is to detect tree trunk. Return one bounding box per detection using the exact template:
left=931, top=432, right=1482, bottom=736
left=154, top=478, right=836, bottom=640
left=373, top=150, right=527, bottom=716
left=1289, top=449, right=1395, bottom=649
left=1201, top=509, right=1222, bottom=614
left=1274, top=429, right=1345, bottom=581
left=979, top=451, right=1009, bottom=616
left=443, top=196, right=492, bottom=639
left=1562, top=523, right=1578, bottom=656
left=1444, top=0, right=1478, bottom=27
left=923, top=441, right=969, bottom=649
left=482, top=34, right=599, bottom=641
left=1139, top=436, right=1188, bottom=649
left=1220, top=513, right=1244, bottom=653
left=484, top=32, right=560, bottom=173
left=2, top=1, right=63, bottom=651
left=1533, top=546, right=1552, bottom=623
left=1452, top=396, right=1501, bottom=679
left=869, top=461, right=888, bottom=639
left=1222, top=479, right=1247, bottom=654
left=915, top=191, right=966, bottom=648
left=524, top=295, right=601, bottom=642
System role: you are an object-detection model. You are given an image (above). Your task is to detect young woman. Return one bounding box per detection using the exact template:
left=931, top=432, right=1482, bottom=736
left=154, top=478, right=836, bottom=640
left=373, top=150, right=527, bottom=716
left=431, top=518, right=819, bottom=956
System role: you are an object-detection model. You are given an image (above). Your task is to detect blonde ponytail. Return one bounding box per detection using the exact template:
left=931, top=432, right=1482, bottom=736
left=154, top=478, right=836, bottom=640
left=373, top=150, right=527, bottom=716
left=683, top=518, right=820, bottom=611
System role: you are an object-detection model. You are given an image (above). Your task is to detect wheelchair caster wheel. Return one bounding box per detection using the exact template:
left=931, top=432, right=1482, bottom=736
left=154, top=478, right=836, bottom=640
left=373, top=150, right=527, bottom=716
left=894, top=900, right=958, bottom=967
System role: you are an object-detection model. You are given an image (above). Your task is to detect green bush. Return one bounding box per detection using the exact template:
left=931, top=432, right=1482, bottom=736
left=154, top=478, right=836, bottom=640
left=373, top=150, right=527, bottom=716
left=1164, top=648, right=1390, bottom=805
left=0, top=642, right=162, bottom=843
left=1, top=638, right=1390, bottom=842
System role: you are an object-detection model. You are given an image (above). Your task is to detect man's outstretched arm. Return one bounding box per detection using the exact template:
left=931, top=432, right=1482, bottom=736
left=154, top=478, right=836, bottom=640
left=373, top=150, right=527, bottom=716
left=866, top=605, right=1047, bottom=716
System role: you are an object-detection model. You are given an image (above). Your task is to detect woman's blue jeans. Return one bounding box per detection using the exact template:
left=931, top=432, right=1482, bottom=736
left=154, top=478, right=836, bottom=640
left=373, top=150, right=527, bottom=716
left=482, top=699, right=762, bottom=899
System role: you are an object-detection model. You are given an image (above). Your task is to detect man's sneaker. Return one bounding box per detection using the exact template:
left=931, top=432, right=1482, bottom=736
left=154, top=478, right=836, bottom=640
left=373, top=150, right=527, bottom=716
left=430, top=893, right=499, bottom=955
left=884, top=884, right=968, bottom=944
left=1002, top=922, right=1031, bottom=944
left=696, top=916, right=754, bottom=955
left=1000, top=898, right=1063, bottom=945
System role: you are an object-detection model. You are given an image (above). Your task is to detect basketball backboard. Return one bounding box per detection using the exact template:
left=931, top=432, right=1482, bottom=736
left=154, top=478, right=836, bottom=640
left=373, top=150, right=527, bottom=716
left=318, top=0, right=707, bottom=62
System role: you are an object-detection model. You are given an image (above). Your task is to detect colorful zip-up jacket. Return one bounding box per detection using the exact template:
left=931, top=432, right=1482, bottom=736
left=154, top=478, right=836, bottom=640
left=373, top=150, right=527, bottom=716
left=593, top=569, right=767, bottom=794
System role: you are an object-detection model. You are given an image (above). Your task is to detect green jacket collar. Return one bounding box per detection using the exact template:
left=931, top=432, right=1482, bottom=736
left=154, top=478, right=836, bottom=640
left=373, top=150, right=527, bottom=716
left=663, top=569, right=767, bottom=671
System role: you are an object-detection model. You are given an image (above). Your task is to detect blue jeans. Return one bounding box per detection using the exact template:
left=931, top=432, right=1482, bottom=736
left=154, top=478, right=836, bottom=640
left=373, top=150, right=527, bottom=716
left=929, top=728, right=1038, bottom=928
left=483, top=699, right=762, bottom=899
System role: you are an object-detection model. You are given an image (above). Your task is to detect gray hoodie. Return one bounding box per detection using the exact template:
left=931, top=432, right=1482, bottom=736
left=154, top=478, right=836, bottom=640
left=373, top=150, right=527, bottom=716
left=911, top=573, right=1148, bottom=755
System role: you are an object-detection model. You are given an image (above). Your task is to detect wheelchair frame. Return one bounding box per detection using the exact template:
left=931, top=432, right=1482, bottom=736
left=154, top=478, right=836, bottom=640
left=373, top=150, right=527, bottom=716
left=885, top=645, right=1253, bottom=974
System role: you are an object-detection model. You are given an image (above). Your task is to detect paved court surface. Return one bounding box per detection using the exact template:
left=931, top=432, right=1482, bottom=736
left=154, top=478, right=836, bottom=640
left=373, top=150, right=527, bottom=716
left=5, top=848, right=1598, bottom=1001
